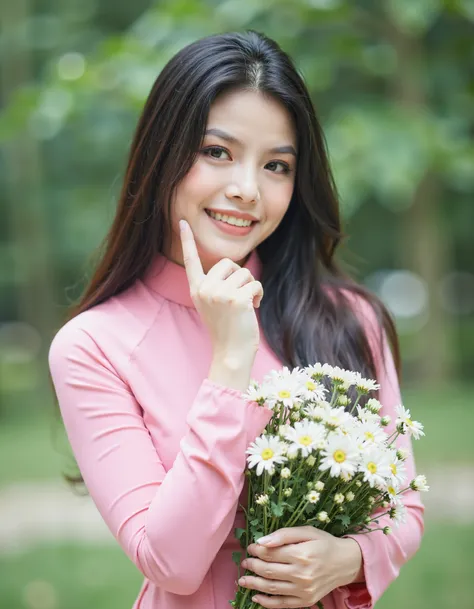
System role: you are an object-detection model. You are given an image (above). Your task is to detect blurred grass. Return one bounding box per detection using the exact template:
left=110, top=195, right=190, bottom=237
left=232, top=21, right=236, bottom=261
left=0, top=519, right=472, bottom=609
left=0, top=385, right=473, bottom=608
left=1, top=383, right=473, bottom=485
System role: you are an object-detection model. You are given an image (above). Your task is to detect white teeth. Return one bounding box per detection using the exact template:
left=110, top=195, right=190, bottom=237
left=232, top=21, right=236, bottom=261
left=207, top=210, right=253, bottom=227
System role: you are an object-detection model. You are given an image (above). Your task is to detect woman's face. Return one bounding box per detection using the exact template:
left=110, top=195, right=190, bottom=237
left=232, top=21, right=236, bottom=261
left=166, top=89, right=297, bottom=272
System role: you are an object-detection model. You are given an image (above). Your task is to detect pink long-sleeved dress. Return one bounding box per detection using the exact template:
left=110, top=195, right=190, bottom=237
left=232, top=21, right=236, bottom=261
left=48, top=249, right=424, bottom=609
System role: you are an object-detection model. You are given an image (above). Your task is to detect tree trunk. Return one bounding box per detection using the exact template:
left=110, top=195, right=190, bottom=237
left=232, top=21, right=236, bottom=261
left=388, top=18, right=453, bottom=384
left=1, top=0, right=56, bottom=396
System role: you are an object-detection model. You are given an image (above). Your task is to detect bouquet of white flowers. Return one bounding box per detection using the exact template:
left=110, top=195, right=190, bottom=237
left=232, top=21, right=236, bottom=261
left=230, top=363, right=429, bottom=609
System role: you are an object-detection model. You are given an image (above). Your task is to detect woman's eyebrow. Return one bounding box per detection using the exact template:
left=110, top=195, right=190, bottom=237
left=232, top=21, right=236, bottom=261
left=204, top=128, right=297, bottom=157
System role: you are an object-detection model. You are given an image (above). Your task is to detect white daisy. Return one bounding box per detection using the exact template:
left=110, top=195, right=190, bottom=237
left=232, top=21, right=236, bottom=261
left=395, top=405, right=425, bottom=440
left=329, top=366, right=358, bottom=390
left=388, top=454, right=407, bottom=488
left=256, top=494, right=269, bottom=506
left=306, top=362, right=334, bottom=380
left=278, top=424, right=292, bottom=438
left=346, top=491, right=355, bottom=502
left=265, top=366, right=306, bottom=410
left=317, top=511, right=330, bottom=522
left=323, top=406, right=354, bottom=431
left=340, top=471, right=354, bottom=482
left=243, top=380, right=270, bottom=406
left=360, top=447, right=392, bottom=488
left=299, top=372, right=327, bottom=401
left=246, top=435, right=287, bottom=476
left=410, top=475, right=429, bottom=492
left=304, top=401, right=331, bottom=422
left=315, top=481, right=325, bottom=491
left=285, top=421, right=326, bottom=458
left=354, top=372, right=380, bottom=394
left=319, top=434, right=360, bottom=478
left=358, top=420, right=388, bottom=446
left=334, top=493, right=345, bottom=504
left=284, top=488, right=293, bottom=497
left=386, top=484, right=403, bottom=507
left=280, top=467, right=291, bottom=479
left=396, top=448, right=410, bottom=461
left=356, top=405, right=381, bottom=423
left=307, top=491, right=321, bottom=504
left=366, top=398, right=383, bottom=414
left=389, top=504, right=407, bottom=528
left=337, top=394, right=350, bottom=407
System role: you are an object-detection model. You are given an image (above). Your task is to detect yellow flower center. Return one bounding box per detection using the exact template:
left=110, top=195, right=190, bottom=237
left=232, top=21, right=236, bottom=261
left=390, top=464, right=397, bottom=475
left=278, top=390, right=291, bottom=399
left=261, top=448, right=274, bottom=460
left=333, top=450, right=346, bottom=463
left=299, top=435, right=312, bottom=446
left=306, top=381, right=316, bottom=391
left=364, top=431, right=375, bottom=441
left=367, top=462, right=377, bottom=474
left=388, top=485, right=396, bottom=495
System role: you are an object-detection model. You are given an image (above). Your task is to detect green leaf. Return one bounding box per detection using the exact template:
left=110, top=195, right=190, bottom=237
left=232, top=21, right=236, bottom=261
left=235, top=527, right=246, bottom=541
left=232, top=551, right=242, bottom=566
left=336, top=514, right=351, bottom=527
left=271, top=502, right=284, bottom=517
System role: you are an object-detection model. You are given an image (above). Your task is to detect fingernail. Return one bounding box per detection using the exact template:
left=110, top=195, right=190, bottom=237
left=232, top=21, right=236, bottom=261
left=179, top=219, right=187, bottom=231
left=257, top=534, right=276, bottom=545
left=241, top=560, right=248, bottom=568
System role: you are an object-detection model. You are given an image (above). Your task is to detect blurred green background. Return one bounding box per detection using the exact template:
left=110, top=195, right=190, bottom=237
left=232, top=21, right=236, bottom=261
left=1, top=0, right=473, bottom=608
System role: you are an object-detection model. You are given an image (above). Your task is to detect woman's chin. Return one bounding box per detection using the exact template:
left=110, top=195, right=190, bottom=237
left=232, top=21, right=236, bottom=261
left=197, top=242, right=253, bottom=270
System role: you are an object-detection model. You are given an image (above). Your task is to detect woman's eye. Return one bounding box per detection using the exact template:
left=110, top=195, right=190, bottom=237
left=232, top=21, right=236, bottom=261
left=202, top=146, right=230, bottom=160
left=202, top=147, right=291, bottom=175
left=266, top=161, right=291, bottom=175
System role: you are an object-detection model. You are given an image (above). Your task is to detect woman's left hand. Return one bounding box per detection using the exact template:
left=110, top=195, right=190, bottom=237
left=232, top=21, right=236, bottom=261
left=238, top=526, right=363, bottom=608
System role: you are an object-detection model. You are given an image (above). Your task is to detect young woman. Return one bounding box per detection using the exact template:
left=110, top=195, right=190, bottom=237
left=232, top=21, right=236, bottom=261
left=49, top=30, right=424, bottom=609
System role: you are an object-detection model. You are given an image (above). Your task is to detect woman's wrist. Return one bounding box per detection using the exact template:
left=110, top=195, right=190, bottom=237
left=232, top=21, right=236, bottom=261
left=208, top=350, right=256, bottom=392
left=335, top=537, right=365, bottom=586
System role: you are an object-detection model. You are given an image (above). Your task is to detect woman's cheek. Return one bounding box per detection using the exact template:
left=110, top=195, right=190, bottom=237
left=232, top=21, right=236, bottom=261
left=265, top=183, right=293, bottom=222
left=180, top=160, right=219, bottom=200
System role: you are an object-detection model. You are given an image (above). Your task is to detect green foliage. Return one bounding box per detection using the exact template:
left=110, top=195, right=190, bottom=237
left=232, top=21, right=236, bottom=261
left=1, top=2, right=473, bottom=404
left=1, top=520, right=473, bottom=609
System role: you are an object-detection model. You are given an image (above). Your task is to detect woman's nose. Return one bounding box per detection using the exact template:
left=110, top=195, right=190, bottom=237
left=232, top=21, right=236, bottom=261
left=226, top=168, right=259, bottom=203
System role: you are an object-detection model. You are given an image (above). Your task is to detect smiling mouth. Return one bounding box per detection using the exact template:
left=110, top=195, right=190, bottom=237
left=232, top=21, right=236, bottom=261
left=205, top=209, right=257, bottom=227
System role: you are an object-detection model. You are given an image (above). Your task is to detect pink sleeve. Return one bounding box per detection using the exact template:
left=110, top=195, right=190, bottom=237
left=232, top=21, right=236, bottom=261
left=48, top=324, right=272, bottom=595
left=334, top=299, right=425, bottom=609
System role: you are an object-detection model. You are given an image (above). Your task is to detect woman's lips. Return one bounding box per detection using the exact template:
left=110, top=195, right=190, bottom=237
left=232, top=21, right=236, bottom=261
left=204, top=209, right=257, bottom=236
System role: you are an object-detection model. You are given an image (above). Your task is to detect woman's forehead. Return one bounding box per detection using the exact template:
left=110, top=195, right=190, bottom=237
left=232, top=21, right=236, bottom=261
left=206, top=90, right=296, bottom=148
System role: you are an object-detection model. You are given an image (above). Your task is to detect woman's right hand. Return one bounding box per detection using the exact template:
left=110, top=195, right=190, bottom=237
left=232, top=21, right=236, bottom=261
left=179, top=219, right=263, bottom=359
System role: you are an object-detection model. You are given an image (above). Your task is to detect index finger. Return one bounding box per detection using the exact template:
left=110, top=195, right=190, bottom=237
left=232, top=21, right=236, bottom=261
left=179, top=219, right=204, bottom=288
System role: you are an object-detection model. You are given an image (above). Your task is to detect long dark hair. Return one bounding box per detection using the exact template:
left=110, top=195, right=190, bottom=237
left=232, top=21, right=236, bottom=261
left=58, top=30, right=400, bottom=485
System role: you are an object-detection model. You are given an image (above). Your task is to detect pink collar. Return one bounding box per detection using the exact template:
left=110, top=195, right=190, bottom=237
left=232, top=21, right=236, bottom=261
left=143, top=250, right=262, bottom=308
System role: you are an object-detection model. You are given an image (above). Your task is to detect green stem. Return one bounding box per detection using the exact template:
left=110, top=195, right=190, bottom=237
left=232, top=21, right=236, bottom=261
left=349, top=392, right=363, bottom=414
left=286, top=498, right=309, bottom=528
left=237, top=586, right=253, bottom=607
